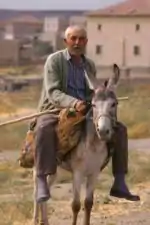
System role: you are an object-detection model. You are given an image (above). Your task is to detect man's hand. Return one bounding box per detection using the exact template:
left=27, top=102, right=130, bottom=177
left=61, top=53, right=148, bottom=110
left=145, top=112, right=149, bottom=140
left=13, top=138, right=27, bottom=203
left=74, top=100, right=87, bottom=112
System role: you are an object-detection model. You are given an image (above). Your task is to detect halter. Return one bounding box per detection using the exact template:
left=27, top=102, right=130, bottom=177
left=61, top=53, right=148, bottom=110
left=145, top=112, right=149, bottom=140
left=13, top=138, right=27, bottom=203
left=88, top=104, right=117, bottom=138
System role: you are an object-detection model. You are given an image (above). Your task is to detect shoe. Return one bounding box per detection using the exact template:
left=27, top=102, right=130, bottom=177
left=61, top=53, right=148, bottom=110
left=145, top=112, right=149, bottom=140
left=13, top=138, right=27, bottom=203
left=110, top=189, right=140, bottom=201
left=36, top=175, right=50, bottom=203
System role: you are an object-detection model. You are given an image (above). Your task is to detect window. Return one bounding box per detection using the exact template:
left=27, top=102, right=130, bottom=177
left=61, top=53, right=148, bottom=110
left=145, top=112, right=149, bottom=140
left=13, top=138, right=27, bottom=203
left=135, top=24, right=140, bottom=31
left=97, top=24, right=102, bottom=31
left=133, top=45, right=140, bottom=55
left=96, top=45, right=102, bottom=54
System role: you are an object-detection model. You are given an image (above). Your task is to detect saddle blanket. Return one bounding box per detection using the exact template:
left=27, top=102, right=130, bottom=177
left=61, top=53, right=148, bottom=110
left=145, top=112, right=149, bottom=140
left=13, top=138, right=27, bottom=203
left=18, top=108, right=85, bottom=168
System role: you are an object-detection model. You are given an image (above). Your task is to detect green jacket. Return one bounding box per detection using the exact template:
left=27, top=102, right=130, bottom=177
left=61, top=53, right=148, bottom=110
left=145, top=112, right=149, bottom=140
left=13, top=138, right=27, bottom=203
left=38, top=48, right=96, bottom=112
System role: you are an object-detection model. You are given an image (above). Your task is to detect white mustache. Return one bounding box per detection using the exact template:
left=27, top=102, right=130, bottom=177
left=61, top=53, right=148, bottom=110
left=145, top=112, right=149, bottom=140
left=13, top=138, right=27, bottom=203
left=73, top=46, right=81, bottom=49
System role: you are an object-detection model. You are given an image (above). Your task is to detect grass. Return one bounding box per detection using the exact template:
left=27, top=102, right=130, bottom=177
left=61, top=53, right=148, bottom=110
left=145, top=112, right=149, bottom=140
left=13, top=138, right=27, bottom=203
left=0, top=64, right=43, bottom=76
left=0, top=123, right=28, bottom=151
left=0, top=162, right=33, bottom=225
left=0, top=85, right=41, bottom=113
left=0, top=161, right=72, bottom=225
left=0, top=162, right=32, bottom=194
left=0, top=82, right=150, bottom=151
left=0, top=201, right=33, bottom=225
left=96, top=149, right=150, bottom=191
left=0, top=85, right=41, bottom=150
left=116, top=83, right=150, bottom=138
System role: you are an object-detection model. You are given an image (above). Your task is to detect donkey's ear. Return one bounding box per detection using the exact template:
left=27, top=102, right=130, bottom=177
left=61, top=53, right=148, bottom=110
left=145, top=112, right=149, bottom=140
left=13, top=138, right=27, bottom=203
left=106, top=63, right=120, bottom=90
left=104, top=79, right=108, bottom=88
left=113, top=64, right=120, bottom=84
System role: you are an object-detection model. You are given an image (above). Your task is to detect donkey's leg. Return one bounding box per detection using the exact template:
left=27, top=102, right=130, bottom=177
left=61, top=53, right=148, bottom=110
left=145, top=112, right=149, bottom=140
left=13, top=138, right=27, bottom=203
left=72, top=171, right=83, bottom=225
left=83, top=175, right=97, bottom=225
left=39, top=175, right=56, bottom=225
left=39, top=202, right=49, bottom=225
left=33, top=200, right=40, bottom=225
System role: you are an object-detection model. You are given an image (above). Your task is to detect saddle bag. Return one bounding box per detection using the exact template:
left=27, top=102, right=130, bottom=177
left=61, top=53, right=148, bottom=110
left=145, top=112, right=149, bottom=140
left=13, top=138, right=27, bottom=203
left=18, top=108, right=85, bottom=168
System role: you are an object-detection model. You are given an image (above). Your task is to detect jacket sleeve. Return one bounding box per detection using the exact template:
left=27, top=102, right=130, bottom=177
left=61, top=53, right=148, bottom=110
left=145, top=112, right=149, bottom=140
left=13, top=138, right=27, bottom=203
left=44, top=55, right=78, bottom=108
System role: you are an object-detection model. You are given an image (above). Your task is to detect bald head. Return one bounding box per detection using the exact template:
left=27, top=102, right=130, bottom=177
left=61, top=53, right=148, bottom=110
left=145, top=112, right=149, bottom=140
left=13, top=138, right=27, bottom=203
left=64, top=25, right=88, bottom=56
left=64, top=25, right=87, bottom=39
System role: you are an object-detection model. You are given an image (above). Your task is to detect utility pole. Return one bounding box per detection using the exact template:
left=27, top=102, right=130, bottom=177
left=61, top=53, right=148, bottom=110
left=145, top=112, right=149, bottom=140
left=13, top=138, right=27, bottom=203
left=122, top=37, right=126, bottom=68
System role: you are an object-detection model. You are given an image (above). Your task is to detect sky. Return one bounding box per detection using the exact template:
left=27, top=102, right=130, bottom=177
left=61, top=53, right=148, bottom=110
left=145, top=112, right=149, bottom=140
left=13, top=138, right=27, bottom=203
left=0, top=0, right=124, bottom=10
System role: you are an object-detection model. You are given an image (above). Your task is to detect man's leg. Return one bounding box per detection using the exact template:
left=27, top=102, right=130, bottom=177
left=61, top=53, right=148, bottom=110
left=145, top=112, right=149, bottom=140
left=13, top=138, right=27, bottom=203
left=110, top=122, right=140, bottom=201
left=34, top=114, right=58, bottom=202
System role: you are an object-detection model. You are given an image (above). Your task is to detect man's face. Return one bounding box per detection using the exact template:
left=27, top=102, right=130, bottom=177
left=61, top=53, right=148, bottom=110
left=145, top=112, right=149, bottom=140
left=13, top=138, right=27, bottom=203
left=64, top=29, right=88, bottom=56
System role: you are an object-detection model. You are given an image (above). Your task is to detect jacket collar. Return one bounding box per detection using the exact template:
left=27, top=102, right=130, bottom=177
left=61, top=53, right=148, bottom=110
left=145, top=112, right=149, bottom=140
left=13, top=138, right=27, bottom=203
left=63, top=48, right=86, bottom=62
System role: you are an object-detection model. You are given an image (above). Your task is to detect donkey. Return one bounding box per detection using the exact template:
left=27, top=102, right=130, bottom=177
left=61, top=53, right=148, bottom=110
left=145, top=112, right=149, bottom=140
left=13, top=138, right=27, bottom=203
left=33, top=64, right=121, bottom=225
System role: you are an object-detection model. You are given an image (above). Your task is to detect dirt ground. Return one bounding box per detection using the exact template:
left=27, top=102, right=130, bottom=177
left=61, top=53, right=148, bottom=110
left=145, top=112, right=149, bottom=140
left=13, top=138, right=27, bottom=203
left=10, top=181, right=150, bottom=225
left=38, top=182, right=150, bottom=225
left=1, top=141, right=150, bottom=225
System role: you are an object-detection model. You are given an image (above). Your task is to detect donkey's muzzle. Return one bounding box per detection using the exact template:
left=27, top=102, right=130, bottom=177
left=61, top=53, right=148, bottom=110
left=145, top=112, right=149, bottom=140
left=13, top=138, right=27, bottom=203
left=97, top=127, right=111, bottom=140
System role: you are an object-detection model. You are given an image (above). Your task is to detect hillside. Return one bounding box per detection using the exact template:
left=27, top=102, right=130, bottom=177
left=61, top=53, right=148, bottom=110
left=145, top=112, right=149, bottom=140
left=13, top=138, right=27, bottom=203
left=0, top=9, right=86, bottom=21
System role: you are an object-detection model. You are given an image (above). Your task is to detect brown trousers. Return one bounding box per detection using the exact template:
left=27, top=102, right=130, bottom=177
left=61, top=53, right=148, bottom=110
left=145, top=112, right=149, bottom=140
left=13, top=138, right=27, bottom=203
left=34, top=114, right=128, bottom=176
left=34, top=114, right=58, bottom=176
left=112, top=122, right=128, bottom=174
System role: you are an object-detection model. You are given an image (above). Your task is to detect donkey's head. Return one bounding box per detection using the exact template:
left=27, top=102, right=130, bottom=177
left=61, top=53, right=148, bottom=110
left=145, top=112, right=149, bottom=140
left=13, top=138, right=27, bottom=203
left=91, top=64, right=120, bottom=141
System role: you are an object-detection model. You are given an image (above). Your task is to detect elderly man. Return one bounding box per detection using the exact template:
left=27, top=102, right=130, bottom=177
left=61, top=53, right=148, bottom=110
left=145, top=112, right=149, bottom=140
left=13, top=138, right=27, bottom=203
left=35, top=25, right=140, bottom=203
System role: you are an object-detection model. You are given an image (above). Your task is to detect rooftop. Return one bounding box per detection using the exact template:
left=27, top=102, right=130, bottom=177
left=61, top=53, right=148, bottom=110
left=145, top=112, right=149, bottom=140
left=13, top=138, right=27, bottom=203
left=86, top=0, right=150, bottom=17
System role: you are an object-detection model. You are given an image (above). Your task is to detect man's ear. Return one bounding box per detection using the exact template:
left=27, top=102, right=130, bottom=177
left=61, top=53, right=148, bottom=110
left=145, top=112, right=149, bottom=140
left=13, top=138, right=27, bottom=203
left=85, top=38, right=88, bottom=44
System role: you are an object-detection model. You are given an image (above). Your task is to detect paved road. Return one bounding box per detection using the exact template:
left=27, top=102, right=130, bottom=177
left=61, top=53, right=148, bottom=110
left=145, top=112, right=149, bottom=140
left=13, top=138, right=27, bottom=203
left=129, top=138, right=150, bottom=152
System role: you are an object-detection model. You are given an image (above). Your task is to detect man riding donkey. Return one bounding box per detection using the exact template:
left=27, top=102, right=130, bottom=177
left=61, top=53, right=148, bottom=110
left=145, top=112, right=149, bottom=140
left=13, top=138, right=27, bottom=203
left=33, top=25, right=140, bottom=203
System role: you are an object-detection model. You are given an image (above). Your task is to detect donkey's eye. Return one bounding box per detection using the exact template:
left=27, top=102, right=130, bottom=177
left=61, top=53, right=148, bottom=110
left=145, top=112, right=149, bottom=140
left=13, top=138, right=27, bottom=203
left=111, top=102, right=116, bottom=108
left=92, top=103, right=96, bottom=107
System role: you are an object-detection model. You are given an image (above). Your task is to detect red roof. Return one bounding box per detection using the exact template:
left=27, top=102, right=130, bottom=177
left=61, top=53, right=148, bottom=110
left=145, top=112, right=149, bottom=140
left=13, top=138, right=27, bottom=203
left=86, top=0, right=150, bottom=17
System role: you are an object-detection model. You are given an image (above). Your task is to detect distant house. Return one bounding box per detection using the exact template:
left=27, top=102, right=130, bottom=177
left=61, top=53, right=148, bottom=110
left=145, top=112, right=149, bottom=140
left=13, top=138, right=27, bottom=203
left=0, top=39, right=37, bottom=66
left=39, top=16, right=68, bottom=51
left=0, top=10, right=88, bottom=64
left=4, top=15, right=43, bottom=40
left=86, top=0, right=150, bottom=69
left=0, top=39, right=20, bottom=65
